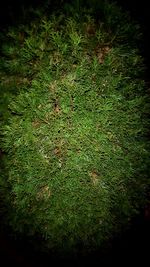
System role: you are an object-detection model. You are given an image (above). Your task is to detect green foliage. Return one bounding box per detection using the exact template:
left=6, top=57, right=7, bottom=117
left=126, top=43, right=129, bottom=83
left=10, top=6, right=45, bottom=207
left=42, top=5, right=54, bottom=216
left=0, top=0, right=149, bottom=257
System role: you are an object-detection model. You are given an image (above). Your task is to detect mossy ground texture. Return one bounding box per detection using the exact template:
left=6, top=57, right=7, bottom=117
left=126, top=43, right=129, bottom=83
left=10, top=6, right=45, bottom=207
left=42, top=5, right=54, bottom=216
left=0, top=0, right=149, bottom=257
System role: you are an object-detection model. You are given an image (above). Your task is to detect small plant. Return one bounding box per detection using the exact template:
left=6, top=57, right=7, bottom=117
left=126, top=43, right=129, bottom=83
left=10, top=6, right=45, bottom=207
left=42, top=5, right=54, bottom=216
left=0, top=0, right=149, bottom=258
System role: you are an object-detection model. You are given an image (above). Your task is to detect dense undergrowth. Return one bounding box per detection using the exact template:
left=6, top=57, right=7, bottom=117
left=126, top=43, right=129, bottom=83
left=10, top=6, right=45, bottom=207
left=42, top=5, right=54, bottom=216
left=0, top=0, right=149, bottom=258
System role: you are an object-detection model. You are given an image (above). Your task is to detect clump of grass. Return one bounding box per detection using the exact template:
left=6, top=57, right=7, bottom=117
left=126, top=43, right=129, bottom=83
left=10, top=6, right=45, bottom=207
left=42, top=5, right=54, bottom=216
left=0, top=0, right=149, bottom=257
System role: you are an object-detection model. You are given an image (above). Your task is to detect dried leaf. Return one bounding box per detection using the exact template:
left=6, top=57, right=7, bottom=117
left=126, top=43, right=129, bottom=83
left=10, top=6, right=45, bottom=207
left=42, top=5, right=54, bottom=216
left=36, top=186, right=51, bottom=200
left=89, top=171, right=99, bottom=185
left=95, top=45, right=111, bottom=64
left=32, top=119, right=41, bottom=128
left=54, top=103, right=61, bottom=114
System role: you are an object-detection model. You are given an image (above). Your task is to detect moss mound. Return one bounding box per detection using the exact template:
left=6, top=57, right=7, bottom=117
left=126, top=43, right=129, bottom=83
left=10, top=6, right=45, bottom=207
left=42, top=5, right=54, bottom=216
left=0, top=0, right=149, bottom=256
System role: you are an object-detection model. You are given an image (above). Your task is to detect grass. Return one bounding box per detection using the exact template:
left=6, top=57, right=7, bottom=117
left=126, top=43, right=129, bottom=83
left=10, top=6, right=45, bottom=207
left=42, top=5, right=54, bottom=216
left=0, top=0, right=149, bottom=258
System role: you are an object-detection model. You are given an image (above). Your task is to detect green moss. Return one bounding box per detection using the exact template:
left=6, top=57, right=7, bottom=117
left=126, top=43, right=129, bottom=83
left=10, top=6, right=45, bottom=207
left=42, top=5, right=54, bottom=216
left=0, top=0, right=149, bottom=256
